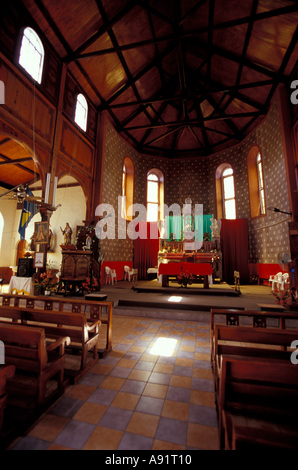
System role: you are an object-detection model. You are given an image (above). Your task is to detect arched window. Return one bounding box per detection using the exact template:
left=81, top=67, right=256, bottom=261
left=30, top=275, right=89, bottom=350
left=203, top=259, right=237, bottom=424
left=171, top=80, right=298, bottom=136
left=19, top=27, right=44, bottom=84
left=121, top=157, right=134, bottom=220
left=247, top=146, right=266, bottom=217
left=147, top=169, right=164, bottom=222
left=257, top=153, right=265, bottom=215
left=74, top=93, right=88, bottom=132
left=216, top=164, right=236, bottom=219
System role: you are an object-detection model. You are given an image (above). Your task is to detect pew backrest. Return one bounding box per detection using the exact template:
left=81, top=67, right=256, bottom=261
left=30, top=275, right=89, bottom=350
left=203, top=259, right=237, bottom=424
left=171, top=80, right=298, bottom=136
left=0, top=323, right=48, bottom=372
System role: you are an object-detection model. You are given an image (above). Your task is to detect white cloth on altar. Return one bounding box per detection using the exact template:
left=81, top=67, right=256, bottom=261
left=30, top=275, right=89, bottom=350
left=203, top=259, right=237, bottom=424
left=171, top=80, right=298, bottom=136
left=8, top=276, right=34, bottom=295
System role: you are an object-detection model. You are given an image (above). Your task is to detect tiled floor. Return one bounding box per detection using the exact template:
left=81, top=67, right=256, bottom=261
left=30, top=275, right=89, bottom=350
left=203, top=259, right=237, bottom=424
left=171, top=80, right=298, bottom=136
left=9, top=315, right=219, bottom=450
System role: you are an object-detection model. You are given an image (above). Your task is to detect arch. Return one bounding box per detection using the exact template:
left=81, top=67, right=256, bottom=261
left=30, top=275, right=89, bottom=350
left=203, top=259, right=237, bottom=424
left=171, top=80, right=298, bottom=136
left=215, top=163, right=236, bottom=219
left=49, top=175, right=86, bottom=267
left=146, top=168, right=164, bottom=222
left=247, top=145, right=266, bottom=217
left=18, top=27, right=44, bottom=84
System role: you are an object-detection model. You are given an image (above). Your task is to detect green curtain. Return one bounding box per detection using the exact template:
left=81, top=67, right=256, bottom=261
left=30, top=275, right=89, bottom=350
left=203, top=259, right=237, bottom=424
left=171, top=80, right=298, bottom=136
left=165, top=216, right=183, bottom=240
left=165, top=215, right=212, bottom=241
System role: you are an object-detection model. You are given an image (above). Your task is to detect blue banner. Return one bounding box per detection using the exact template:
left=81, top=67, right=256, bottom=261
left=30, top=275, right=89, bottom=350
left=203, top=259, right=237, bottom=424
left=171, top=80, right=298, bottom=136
left=18, top=187, right=38, bottom=240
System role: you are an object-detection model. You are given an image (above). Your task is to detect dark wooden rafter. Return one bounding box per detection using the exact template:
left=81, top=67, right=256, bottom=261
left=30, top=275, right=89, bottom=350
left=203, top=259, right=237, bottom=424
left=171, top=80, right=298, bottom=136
left=69, top=4, right=298, bottom=62
left=19, top=0, right=298, bottom=158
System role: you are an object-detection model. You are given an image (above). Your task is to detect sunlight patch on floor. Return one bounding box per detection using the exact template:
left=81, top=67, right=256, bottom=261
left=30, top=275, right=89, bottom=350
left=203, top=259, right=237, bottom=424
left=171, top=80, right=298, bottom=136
left=149, top=337, right=177, bottom=357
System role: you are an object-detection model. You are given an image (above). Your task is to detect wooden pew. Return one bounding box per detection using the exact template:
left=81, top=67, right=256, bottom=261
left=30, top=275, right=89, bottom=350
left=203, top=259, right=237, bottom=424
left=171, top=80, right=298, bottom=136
left=0, top=306, right=101, bottom=383
left=0, top=323, right=70, bottom=407
left=218, top=355, right=298, bottom=449
left=0, top=293, right=113, bottom=357
left=210, top=308, right=298, bottom=362
left=0, top=365, right=15, bottom=434
left=230, top=424, right=298, bottom=450
left=212, top=325, right=297, bottom=396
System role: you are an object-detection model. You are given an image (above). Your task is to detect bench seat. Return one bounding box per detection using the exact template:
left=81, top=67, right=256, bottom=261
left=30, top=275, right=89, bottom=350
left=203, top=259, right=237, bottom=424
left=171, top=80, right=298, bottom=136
left=0, top=305, right=101, bottom=383
left=0, top=323, right=69, bottom=407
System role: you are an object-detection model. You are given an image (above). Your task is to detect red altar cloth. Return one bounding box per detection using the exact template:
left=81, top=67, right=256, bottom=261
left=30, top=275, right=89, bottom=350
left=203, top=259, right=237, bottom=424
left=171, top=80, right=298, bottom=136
left=158, top=262, right=212, bottom=276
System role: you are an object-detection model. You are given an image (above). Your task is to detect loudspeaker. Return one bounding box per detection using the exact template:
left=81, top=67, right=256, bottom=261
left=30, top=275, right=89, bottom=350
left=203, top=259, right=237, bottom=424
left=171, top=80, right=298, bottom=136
left=17, top=258, right=35, bottom=277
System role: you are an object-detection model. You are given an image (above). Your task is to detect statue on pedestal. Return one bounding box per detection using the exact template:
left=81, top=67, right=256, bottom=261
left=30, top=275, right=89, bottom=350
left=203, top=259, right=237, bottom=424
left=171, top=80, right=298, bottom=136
left=60, top=223, right=72, bottom=246
left=210, top=218, right=221, bottom=239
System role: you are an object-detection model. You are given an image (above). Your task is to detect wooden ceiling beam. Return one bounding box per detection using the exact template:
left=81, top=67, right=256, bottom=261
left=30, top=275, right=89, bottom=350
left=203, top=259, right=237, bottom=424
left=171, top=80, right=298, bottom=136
left=71, top=4, right=298, bottom=62
left=102, top=42, right=176, bottom=108
left=235, top=0, right=259, bottom=89
left=95, top=0, right=154, bottom=127
left=66, top=0, right=139, bottom=62
left=0, top=157, right=32, bottom=165
left=264, top=25, right=298, bottom=108
left=107, top=79, right=273, bottom=108
left=123, top=111, right=262, bottom=130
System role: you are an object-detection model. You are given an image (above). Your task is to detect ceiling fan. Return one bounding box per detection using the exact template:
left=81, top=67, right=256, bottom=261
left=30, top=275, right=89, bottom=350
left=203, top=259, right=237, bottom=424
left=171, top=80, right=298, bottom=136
left=0, top=184, right=43, bottom=204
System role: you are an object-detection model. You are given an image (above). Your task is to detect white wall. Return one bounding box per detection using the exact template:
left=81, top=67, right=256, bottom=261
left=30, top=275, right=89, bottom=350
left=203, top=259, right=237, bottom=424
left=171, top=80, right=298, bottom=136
left=0, top=177, right=86, bottom=271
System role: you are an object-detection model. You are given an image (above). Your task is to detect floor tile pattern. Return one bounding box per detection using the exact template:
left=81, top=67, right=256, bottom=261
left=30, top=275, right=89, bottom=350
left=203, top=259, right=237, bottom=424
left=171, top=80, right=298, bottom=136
left=10, top=316, right=219, bottom=450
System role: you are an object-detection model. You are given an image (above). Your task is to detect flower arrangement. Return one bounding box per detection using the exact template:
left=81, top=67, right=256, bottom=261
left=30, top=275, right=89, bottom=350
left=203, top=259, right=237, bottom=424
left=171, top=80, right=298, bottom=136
left=177, top=271, right=194, bottom=288
left=81, top=276, right=99, bottom=293
left=271, top=286, right=290, bottom=306
left=34, top=272, right=60, bottom=295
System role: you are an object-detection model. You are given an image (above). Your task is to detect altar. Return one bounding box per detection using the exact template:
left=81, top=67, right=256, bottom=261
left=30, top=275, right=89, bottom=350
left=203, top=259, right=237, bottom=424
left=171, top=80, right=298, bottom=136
left=158, top=262, right=213, bottom=288
left=156, top=206, right=222, bottom=287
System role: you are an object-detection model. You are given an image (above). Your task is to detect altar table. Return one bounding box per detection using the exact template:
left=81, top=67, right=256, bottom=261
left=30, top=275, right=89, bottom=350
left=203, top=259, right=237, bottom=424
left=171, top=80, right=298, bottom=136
left=8, top=276, right=34, bottom=295
left=158, top=262, right=213, bottom=288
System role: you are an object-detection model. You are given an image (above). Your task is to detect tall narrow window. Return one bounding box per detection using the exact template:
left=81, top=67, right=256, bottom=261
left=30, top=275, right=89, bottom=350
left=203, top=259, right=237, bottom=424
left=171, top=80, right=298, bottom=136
left=247, top=146, right=266, bottom=217
left=147, top=173, right=159, bottom=222
left=257, top=153, right=265, bottom=215
left=19, top=27, right=44, bottom=84
left=121, top=162, right=127, bottom=219
left=74, top=93, right=88, bottom=132
left=216, top=164, right=236, bottom=219
left=146, top=169, right=164, bottom=222
left=222, top=167, right=236, bottom=219
left=121, top=157, right=134, bottom=220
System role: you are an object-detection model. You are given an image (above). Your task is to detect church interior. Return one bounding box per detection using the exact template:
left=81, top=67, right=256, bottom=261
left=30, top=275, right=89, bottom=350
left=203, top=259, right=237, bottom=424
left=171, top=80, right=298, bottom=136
left=0, top=0, right=298, bottom=452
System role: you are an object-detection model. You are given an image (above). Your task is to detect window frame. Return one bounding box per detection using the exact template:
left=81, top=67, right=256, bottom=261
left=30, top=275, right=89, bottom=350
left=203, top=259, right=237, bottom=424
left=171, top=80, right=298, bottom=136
left=146, top=169, right=164, bottom=222
left=215, top=163, right=236, bottom=220
left=74, top=93, right=88, bottom=132
left=18, top=27, right=44, bottom=84
left=247, top=145, right=266, bottom=218
left=121, top=157, right=134, bottom=220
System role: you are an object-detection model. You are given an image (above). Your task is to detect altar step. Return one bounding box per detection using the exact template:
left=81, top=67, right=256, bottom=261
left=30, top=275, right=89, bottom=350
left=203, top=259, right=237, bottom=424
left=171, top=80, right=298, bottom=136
left=132, top=285, right=240, bottom=296
left=114, top=298, right=244, bottom=322
left=114, top=304, right=212, bottom=322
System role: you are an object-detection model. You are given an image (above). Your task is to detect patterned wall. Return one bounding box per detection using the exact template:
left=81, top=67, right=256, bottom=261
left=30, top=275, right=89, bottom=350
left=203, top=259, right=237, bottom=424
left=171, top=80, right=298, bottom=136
left=100, top=100, right=291, bottom=265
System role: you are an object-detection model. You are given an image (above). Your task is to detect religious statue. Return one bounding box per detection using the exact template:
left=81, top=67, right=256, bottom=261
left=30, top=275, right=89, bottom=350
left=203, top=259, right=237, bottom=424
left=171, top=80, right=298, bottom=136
left=83, top=234, right=92, bottom=251
left=210, top=218, right=221, bottom=238
left=60, top=222, right=72, bottom=246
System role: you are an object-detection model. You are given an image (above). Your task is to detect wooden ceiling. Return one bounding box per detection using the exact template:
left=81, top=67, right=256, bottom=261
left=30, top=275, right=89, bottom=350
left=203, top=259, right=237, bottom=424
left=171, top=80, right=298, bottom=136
left=1, top=0, right=298, bottom=194
left=0, top=135, right=39, bottom=192
left=22, top=0, right=297, bottom=158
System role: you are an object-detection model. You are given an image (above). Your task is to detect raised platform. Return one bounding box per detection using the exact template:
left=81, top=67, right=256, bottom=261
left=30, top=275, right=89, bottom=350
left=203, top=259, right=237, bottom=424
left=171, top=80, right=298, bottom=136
left=133, top=283, right=239, bottom=297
